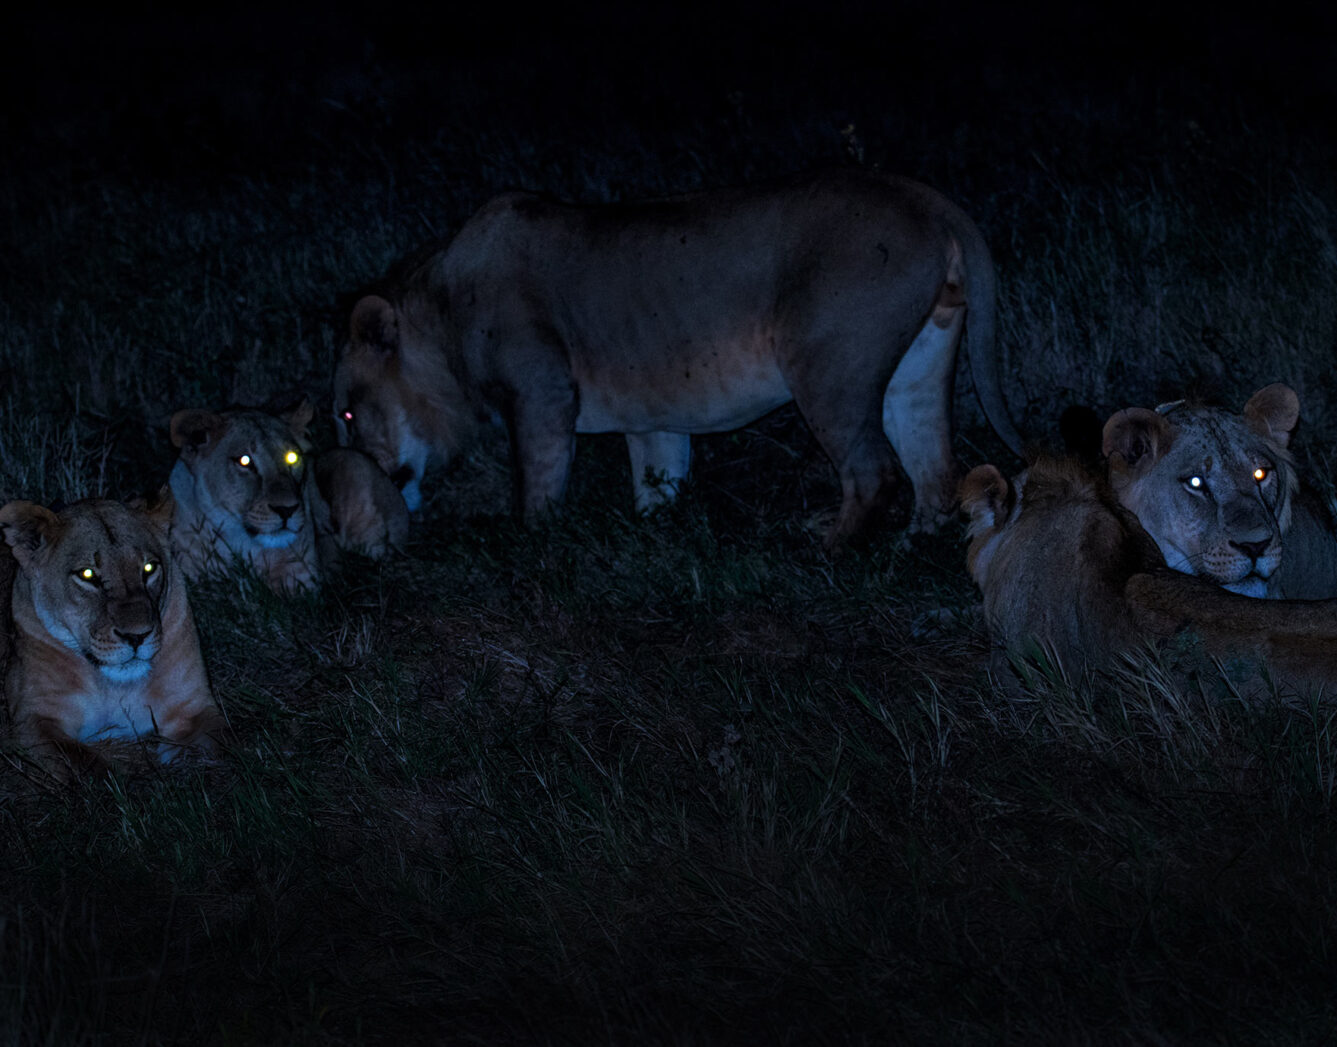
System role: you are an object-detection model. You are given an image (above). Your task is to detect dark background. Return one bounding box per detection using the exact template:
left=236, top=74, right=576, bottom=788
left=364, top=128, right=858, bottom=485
left=7, top=3, right=1334, bottom=183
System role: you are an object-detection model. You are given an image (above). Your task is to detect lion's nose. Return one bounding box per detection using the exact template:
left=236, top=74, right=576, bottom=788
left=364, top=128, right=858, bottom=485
left=271, top=502, right=299, bottom=525
left=390, top=465, right=414, bottom=491
left=115, top=628, right=152, bottom=651
left=1231, top=538, right=1271, bottom=562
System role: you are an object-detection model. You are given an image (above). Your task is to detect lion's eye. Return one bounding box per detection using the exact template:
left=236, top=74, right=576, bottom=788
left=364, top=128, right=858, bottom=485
left=143, top=561, right=159, bottom=577
left=237, top=454, right=253, bottom=469
left=75, top=567, right=98, bottom=584
left=341, top=410, right=354, bottom=423
left=285, top=450, right=301, bottom=467
left=1185, top=475, right=1204, bottom=491
left=1253, top=467, right=1269, bottom=483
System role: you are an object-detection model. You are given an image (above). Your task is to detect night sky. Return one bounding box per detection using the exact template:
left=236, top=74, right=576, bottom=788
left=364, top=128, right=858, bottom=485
left=6, top=3, right=1333, bottom=184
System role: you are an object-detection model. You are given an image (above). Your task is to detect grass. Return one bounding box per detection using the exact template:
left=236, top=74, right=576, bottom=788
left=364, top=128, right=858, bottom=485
left=3, top=8, right=1337, bottom=1044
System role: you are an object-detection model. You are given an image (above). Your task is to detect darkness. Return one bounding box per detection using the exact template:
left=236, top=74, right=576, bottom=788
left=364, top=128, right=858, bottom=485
left=6, top=3, right=1334, bottom=181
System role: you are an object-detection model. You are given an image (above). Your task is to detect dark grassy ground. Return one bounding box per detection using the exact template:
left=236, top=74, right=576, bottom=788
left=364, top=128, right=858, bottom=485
left=3, top=5, right=1337, bottom=1044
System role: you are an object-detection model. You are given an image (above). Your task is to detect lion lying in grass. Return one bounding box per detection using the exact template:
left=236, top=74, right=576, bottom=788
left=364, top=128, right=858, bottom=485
left=0, top=494, right=225, bottom=776
left=1101, top=384, right=1337, bottom=599
left=960, top=456, right=1337, bottom=692
left=167, top=402, right=408, bottom=592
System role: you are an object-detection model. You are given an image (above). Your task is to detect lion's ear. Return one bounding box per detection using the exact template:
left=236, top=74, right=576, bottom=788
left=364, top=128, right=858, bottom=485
left=170, top=409, right=228, bottom=456
left=138, top=485, right=176, bottom=541
left=959, top=465, right=1010, bottom=533
left=351, top=296, right=400, bottom=355
left=281, top=396, right=315, bottom=442
left=1102, top=408, right=1173, bottom=475
left=0, top=500, right=63, bottom=567
left=1243, top=383, right=1300, bottom=448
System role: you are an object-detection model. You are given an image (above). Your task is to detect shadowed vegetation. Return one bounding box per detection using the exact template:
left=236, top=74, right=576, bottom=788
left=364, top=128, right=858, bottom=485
left=2, top=6, right=1337, bottom=1043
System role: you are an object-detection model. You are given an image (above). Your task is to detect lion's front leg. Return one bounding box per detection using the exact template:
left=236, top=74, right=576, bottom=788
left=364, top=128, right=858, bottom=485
left=625, top=431, right=692, bottom=512
left=509, top=390, right=579, bottom=520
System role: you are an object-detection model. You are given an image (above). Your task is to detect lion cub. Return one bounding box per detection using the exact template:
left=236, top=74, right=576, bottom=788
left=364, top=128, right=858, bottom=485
left=961, top=456, right=1337, bottom=692
left=309, top=447, right=410, bottom=563
left=0, top=495, right=224, bottom=774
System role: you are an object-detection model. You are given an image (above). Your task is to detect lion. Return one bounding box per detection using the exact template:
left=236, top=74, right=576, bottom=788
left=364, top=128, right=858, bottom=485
left=0, top=495, right=224, bottom=775
left=167, top=401, right=321, bottom=593
left=333, top=168, right=1023, bottom=547
left=960, top=456, right=1337, bottom=691
left=308, top=447, right=410, bottom=563
left=1102, top=383, right=1337, bottom=599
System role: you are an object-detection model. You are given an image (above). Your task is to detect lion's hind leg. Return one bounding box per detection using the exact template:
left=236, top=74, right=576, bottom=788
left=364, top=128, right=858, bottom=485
left=883, top=303, right=964, bottom=534
left=626, top=431, right=691, bottom=513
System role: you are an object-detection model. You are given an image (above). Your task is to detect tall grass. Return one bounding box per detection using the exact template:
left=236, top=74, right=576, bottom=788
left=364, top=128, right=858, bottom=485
left=2, top=11, right=1337, bottom=1043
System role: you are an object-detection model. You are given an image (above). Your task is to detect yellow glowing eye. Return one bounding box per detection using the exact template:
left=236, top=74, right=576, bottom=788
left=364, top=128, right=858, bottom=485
left=143, top=561, right=156, bottom=575
left=238, top=454, right=252, bottom=468
left=285, top=450, right=300, bottom=466
left=1254, top=467, right=1268, bottom=482
left=80, top=568, right=96, bottom=581
left=1188, top=476, right=1203, bottom=489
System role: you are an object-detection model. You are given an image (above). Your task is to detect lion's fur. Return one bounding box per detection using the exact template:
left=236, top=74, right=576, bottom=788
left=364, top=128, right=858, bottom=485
left=309, top=448, right=410, bottom=562
left=167, top=402, right=321, bottom=593
left=0, top=496, right=222, bottom=775
left=961, top=456, right=1337, bottom=692
left=334, top=168, right=1022, bottom=545
left=1102, top=383, right=1337, bottom=599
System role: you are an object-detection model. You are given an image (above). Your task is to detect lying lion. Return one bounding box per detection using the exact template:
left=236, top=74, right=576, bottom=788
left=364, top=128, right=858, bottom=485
left=0, top=495, right=225, bottom=776
left=167, top=401, right=408, bottom=592
left=1102, top=383, right=1337, bottom=599
left=960, top=456, right=1337, bottom=692
left=334, top=168, right=1023, bottom=547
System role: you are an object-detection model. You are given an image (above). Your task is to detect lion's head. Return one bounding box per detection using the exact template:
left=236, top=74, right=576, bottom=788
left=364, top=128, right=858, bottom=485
left=0, top=497, right=177, bottom=683
left=167, top=401, right=320, bottom=590
left=333, top=293, right=477, bottom=513
left=1101, top=384, right=1299, bottom=598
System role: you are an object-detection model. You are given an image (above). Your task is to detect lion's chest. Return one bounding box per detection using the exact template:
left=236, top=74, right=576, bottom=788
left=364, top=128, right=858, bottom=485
left=60, top=683, right=162, bottom=744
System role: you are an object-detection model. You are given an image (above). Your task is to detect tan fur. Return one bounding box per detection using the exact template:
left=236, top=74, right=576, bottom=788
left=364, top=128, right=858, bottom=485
left=0, top=496, right=223, bottom=777
left=309, top=448, right=410, bottom=562
left=1102, top=385, right=1306, bottom=598
left=168, top=401, right=320, bottom=593
left=333, top=169, right=1022, bottom=547
left=960, top=457, right=1337, bottom=692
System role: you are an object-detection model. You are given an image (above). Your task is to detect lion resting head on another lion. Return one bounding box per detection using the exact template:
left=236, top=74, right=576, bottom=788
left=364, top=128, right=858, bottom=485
left=1101, top=384, right=1299, bottom=598
left=960, top=456, right=1337, bottom=692
left=0, top=495, right=223, bottom=775
left=1101, top=383, right=1337, bottom=601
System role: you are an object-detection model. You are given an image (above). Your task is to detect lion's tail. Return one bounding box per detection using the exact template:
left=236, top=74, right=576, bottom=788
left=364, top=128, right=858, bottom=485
left=958, top=217, right=1024, bottom=457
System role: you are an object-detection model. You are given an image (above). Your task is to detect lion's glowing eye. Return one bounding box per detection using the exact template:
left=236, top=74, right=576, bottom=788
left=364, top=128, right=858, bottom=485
left=143, top=561, right=157, bottom=576
left=342, top=410, right=353, bottom=422
left=1188, top=476, right=1203, bottom=489
left=237, top=454, right=252, bottom=468
left=78, top=568, right=96, bottom=582
left=1254, top=467, right=1268, bottom=482
left=285, top=450, right=300, bottom=466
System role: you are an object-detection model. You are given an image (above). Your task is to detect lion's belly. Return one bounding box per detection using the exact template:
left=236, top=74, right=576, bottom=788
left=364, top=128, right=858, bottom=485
left=571, top=345, right=791, bottom=434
